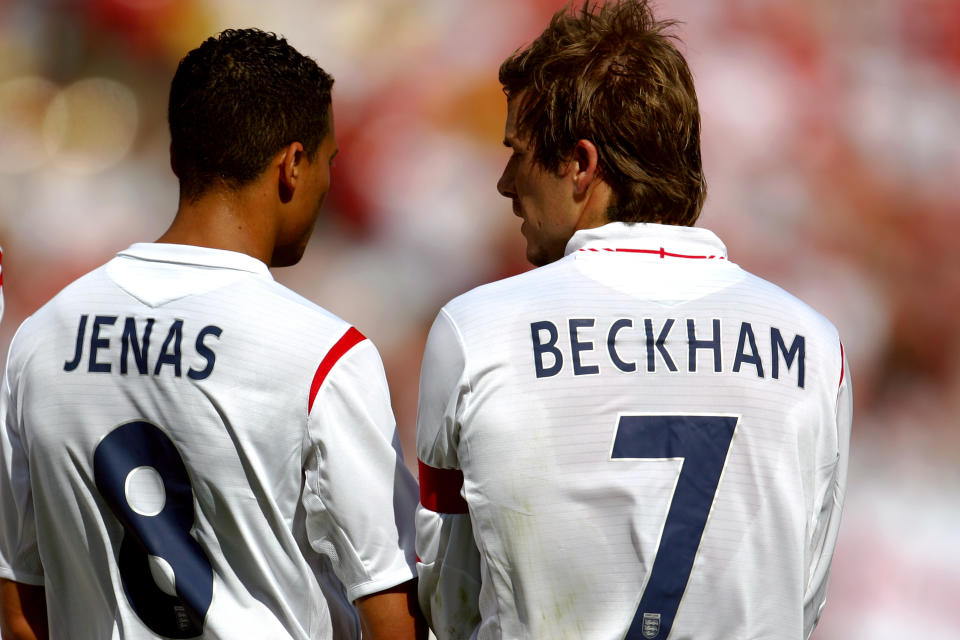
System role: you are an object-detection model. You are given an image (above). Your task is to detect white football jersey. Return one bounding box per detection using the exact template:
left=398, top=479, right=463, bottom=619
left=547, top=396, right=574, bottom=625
left=0, top=243, right=418, bottom=639
left=416, top=223, right=851, bottom=640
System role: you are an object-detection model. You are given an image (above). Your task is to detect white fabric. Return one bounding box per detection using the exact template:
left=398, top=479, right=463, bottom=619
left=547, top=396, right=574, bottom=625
left=416, top=222, right=852, bottom=640
left=0, top=243, right=418, bottom=639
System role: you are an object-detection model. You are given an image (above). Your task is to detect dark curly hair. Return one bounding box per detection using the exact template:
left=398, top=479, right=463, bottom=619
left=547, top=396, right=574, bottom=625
left=169, top=28, right=334, bottom=200
left=499, top=0, right=705, bottom=226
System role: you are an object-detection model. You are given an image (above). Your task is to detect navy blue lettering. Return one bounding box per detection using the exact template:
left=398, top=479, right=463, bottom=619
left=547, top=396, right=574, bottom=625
left=607, top=319, right=636, bottom=373
left=771, top=328, right=805, bottom=388
left=531, top=321, right=562, bottom=378
left=644, top=319, right=677, bottom=372
left=154, top=320, right=184, bottom=377
left=188, top=325, right=222, bottom=380
left=120, top=318, right=154, bottom=375
left=569, top=319, right=599, bottom=376
left=64, top=315, right=88, bottom=372
left=89, top=316, right=118, bottom=373
left=733, top=322, right=764, bottom=378
left=687, top=319, right=722, bottom=373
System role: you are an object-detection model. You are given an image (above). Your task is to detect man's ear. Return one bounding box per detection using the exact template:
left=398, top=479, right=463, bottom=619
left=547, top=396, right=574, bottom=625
left=278, top=141, right=305, bottom=203
left=571, top=139, right=600, bottom=196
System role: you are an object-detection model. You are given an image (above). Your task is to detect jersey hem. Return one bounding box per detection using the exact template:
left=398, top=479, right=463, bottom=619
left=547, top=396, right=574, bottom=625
left=0, top=565, right=44, bottom=586
left=347, top=566, right=417, bottom=602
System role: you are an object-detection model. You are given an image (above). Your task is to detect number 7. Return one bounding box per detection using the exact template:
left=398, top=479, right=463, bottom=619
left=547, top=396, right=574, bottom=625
left=611, top=414, right=739, bottom=640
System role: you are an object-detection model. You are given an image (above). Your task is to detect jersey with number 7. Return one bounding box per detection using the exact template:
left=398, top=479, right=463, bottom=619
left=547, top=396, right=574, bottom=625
left=415, top=223, right=851, bottom=640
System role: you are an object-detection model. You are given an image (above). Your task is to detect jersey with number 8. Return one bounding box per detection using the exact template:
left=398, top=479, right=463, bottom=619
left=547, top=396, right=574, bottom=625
left=0, top=243, right=418, bottom=639
left=416, top=223, right=851, bottom=640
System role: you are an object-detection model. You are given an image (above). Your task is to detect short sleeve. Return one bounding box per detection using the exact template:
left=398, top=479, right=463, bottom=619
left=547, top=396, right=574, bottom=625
left=300, top=337, right=418, bottom=602
left=0, top=245, right=5, bottom=324
left=0, top=334, right=45, bottom=585
left=803, top=341, right=852, bottom=637
left=415, top=309, right=482, bottom=639
left=416, top=309, right=468, bottom=470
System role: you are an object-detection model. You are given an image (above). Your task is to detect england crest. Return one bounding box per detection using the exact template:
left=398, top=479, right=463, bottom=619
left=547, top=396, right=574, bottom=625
left=642, top=612, right=661, bottom=639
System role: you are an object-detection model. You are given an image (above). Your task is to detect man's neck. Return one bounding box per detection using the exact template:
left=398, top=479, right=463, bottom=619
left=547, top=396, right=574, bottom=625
left=158, top=186, right=277, bottom=265
left=573, top=177, right=614, bottom=233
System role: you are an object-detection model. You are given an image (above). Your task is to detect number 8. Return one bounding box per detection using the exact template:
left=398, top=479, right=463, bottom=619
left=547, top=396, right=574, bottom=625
left=93, top=420, right=213, bottom=638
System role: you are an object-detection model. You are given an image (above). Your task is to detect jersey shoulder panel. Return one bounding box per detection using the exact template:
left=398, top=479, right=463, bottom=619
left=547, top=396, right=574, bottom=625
left=6, top=266, right=111, bottom=360
left=441, top=259, right=569, bottom=323
left=732, top=269, right=840, bottom=338
left=34, top=257, right=352, bottom=347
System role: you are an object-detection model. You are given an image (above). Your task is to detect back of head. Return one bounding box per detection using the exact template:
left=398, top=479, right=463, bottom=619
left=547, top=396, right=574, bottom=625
left=499, top=0, right=704, bottom=226
left=169, top=29, right=334, bottom=201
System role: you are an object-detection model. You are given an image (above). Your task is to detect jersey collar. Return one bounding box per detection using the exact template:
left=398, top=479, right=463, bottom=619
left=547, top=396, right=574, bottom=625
left=116, top=243, right=274, bottom=279
left=564, top=222, right=728, bottom=261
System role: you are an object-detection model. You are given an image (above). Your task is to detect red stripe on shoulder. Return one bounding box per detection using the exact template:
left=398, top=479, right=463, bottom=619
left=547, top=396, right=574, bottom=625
left=839, top=340, right=845, bottom=389
left=308, top=327, right=366, bottom=412
left=418, top=459, right=468, bottom=514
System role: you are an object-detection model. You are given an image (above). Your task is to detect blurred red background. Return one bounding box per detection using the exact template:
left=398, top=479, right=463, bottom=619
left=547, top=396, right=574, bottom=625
left=1, top=1, right=958, bottom=637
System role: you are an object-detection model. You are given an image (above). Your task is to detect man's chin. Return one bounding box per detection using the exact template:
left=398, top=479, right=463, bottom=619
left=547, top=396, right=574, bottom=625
left=525, top=246, right=550, bottom=268
left=270, top=244, right=307, bottom=268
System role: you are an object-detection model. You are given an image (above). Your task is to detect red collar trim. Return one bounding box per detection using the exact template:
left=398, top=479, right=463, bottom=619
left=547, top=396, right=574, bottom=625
left=578, top=247, right=726, bottom=260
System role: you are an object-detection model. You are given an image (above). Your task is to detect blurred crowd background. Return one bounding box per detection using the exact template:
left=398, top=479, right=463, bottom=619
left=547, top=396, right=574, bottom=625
left=0, top=0, right=958, bottom=637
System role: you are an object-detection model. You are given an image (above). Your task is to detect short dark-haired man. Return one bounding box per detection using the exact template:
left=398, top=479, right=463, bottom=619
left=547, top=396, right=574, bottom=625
left=0, top=29, right=424, bottom=640
left=415, top=2, right=851, bottom=639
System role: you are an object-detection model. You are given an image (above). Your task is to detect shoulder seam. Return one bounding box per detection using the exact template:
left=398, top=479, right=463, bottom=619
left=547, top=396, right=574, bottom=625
left=419, top=308, right=472, bottom=463
left=307, top=326, right=367, bottom=413
left=438, top=307, right=472, bottom=396
left=838, top=340, right=845, bottom=389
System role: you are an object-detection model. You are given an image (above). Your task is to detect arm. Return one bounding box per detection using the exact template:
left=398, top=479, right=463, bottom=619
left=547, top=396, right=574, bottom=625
left=1, top=353, right=46, bottom=639
left=803, top=341, right=853, bottom=637
left=415, top=311, right=482, bottom=639
left=0, top=578, right=47, bottom=640
left=301, top=329, right=423, bottom=631
left=0, top=245, right=4, bottom=324
left=416, top=508, right=481, bottom=640
left=356, top=578, right=427, bottom=640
